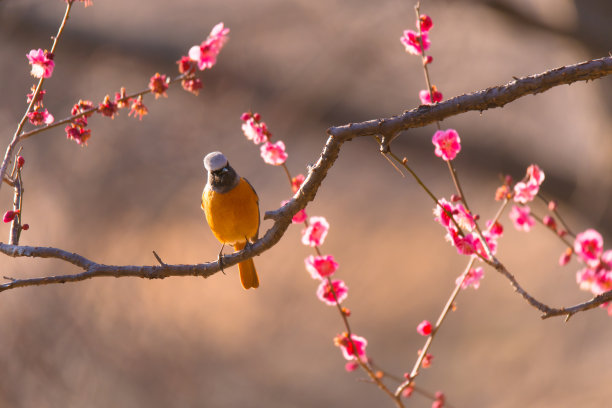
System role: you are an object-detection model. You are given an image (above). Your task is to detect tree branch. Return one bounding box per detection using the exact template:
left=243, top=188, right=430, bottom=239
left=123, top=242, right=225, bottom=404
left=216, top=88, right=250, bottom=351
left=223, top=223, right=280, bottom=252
left=1, top=57, right=611, bottom=307
left=328, top=56, right=612, bottom=146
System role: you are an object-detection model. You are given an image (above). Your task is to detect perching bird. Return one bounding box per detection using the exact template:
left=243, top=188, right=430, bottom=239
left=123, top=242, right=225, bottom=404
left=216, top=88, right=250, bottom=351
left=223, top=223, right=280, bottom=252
left=201, top=152, right=260, bottom=289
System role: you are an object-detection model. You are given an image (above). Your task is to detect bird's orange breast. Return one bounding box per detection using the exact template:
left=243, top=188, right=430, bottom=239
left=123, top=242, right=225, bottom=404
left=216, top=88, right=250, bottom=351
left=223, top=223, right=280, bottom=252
left=202, top=178, right=260, bottom=246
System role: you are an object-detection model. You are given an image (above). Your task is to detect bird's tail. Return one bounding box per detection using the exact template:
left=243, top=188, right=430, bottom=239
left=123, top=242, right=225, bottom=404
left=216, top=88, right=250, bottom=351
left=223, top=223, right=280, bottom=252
left=234, top=242, right=259, bottom=289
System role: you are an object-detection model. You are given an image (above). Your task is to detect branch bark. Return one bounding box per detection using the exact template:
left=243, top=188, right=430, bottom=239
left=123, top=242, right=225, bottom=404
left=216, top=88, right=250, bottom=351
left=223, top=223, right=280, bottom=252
left=1, top=56, right=611, bottom=320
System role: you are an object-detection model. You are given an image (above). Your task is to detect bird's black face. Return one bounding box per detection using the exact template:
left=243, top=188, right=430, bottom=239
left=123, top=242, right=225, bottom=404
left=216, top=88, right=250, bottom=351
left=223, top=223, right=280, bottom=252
left=208, top=163, right=240, bottom=193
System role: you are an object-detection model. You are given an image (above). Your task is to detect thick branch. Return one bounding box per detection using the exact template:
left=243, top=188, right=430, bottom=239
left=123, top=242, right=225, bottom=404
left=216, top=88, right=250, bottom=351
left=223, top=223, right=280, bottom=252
left=328, top=56, right=612, bottom=144
left=1, top=57, right=611, bottom=298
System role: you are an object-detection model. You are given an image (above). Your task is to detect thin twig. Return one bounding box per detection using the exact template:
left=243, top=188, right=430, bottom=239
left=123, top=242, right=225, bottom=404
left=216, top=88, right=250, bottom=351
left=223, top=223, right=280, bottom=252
left=0, top=1, right=74, bottom=196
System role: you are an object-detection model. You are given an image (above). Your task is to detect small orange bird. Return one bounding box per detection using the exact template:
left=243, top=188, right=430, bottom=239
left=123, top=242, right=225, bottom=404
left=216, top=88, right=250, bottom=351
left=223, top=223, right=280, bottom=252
left=201, top=151, right=260, bottom=289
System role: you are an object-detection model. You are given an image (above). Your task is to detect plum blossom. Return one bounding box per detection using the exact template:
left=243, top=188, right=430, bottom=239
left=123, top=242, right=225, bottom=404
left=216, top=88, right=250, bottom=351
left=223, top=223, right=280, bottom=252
left=188, top=22, right=229, bottom=70
left=149, top=73, right=169, bottom=99
left=419, top=86, right=443, bottom=105
left=26, top=49, right=54, bottom=78
left=242, top=118, right=269, bottom=145
left=334, top=332, right=367, bottom=361
left=280, top=200, right=306, bottom=223
left=576, top=251, right=612, bottom=297
left=432, top=129, right=461, bottom=161
left=291, top=174, right=305, bottom=193
left=260, top=141, right=288, bottom=165
left=509, top=205, right=535, bottom=232
left=27, top=107, right=54, bottom=126
left=417, top=320, right=432, bottom=336
left=301, top=216, right=329, bottom=247
left=305, top=254, right=339, bottom=279
left=514, top=164, right=545, bottom=203
left=400, top=30, right=430, bottom=55
left=456, top=267, right=484, bottom=289
left=574, top=229, right=603, bottom=267
left=419, top=15, right=433, bottom=32
left=317, top=279, right=348, bottom=305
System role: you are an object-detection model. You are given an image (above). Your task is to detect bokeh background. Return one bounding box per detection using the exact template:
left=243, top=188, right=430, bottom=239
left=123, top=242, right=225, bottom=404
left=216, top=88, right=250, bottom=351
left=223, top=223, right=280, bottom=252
left=1, top=0, right=611, bottom=406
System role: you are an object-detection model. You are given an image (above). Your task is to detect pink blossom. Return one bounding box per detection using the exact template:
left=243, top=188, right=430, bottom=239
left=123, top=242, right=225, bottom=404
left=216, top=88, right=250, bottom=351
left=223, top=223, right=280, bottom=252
left=486, top=220, right=504, bottom=238
left=305, top=254, right=339, bottom=279
left=527, top=164, right=545, bottom=185
left=65, top=124, right=91, bottom=146
left=400, top=30, right=430, bottom=55
left=433, top=199, right=455, bottom=228
left=291, top=174, right=305, bottom=193
left=177, top=56, right=195, bottom=74
left=574, top=229, right=604, bottom=267
left=448, top=230, right=478, bottom=256
left=128, top=96, right=148, bottom=120
left=456, top=267, right=484, bottom=289
left=542, top=215, right=557, bottom=231
left=27, top=107, right=54, bottom=126
left=513, top=181, right=539, bottom=203
left=421, top=353, right=434, bottom=368
left=188, top=22, right=229, bottom=70
left=242, top=118, right=269, bottom=144
left=432, top=392, right=446, bottom=408
left=432, top=129, right=461, bottom=161
left=280, top=200, right=306, bottom=223
left=576, top=252, right=612, bottom=295
left=514, top=165, right=545, bottom=203
left=26, top=49, right=54, bottom=78
left=434, top=198, right=480, bottom=255
left=317, top=279, right=348, bottom=305
left=345, top=361, right=359, bottom=372
left=402, top=386, right=414, bottom=398
left=26, top=88, right=45, bottom=105
left=260, top=141, right=288, bottom=165
left=3, top=210, right=19, bottom=223
left=457, top=232, right=479, bottom=256
left=419, top=87, right=443, bottom=105
left=301, top=216, right=329, bottom=247
left=181, top=78, right=203, bottom=95
left=417, top=320, right=432, bottom=336
left=292, top=209, right=307, bottom=223
left=509, top=205, right=535, bottom=232
left=149, top=73, right=169, bottom=99
left=334, top=332, right=367, bottom=361
left=419, top=15, right=433, bottom=32
left=559, top=248, right=572, bottom=266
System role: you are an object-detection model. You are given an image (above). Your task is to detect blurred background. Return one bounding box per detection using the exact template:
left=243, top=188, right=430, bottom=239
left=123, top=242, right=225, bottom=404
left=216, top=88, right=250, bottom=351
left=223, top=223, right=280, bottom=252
left=1, top=0, right=611, bottom=406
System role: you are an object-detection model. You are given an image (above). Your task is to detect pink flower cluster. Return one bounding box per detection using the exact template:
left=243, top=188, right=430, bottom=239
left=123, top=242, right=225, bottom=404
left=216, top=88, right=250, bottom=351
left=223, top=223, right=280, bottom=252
left=240, top=114, right=364, bottom=366
left=570, top=229, right=612, bottom=308
left=433, top=198, right=502, bottom=259
left=240, top=112, right=288, bottom=165
left=188, top=22, right=229, bottom=71
left=400, top=15, right=432, bottom=56
left=456, top=266, right=485, bottom=290
left=24, top=84, right=54, bottom=127
left=419, top=85, right=443, bottom=105
left=59, top=22, right=227, bottom=146
left=400, top=14, right=444, bottom=108
left=513, top=164, right=545, bottom=204
left=507, top=165, right=546, bottom=232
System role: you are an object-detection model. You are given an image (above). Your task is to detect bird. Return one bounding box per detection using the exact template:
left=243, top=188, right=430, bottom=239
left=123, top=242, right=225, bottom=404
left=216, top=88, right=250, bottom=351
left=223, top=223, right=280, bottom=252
left=201, top=151, right=260, bottom=289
